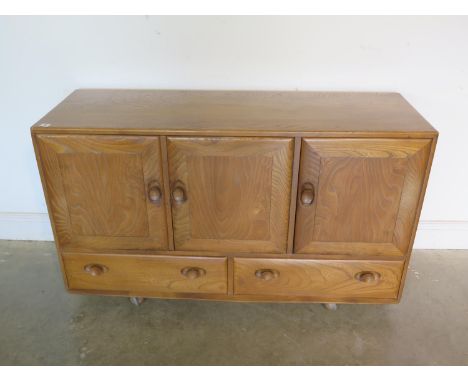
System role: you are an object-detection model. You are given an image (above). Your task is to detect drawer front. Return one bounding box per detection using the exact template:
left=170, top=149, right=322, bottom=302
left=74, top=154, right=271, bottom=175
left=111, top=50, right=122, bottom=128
left=64, top=254, right=227, bottom=295
left=234, top=258, right=403, bottom=299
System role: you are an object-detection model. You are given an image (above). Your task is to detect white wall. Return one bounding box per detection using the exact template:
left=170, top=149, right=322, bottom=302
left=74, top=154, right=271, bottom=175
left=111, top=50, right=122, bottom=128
left=1, top=16, right=467, bottom=247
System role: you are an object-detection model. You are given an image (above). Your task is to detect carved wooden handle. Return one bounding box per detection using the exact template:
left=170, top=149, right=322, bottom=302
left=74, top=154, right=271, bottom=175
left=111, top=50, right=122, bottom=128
left=181, top=267, right=206, bottom=280
left=148, top=182, right=162, bottom=204
left=84, top=263, right=108, bottom=276
left=355, top=271, right=381, bottom=283
left=255, top=269, right=279, bottom=281
left=172, top=181, right=187, bottom=204
left=300, top=183, right=315, bottom=205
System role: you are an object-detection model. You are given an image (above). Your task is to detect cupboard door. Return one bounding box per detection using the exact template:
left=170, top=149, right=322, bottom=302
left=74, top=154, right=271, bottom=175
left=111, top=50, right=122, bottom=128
left=167, top=137, right=294, bottom=253
left=295, top=139, right=431, bottom=257
left=36, top=135, right=169, bottom=250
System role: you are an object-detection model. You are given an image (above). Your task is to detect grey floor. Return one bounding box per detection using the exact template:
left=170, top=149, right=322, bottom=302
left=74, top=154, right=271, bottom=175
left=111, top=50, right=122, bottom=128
left=0, top=240, right=467, bottom=365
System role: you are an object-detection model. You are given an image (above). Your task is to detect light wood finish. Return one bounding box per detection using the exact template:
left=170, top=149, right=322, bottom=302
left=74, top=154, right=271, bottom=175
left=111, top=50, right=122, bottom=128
left=31, top=89, right=438, bottom=306
left=397, top=135, right=439, bottom=301
left=32, top=134, right=70, bottom=288
left=234, top=258, right=403, bottom=299
left=64, top=253, right=228, bottom=295
left=167, top=137, right=294, bottom=253
left=159, top=136, right=175, bottom=250
left=286, top=137, right=302, bottom=253
left=36, top=135, right=169, bottom=251
left=68, top=286, right=401, bottom=304
left=295, top=139, right=431, bottom=257
left=227, top=257, right=234, bottom=296
left=61, top=248, right=409, bottom=261
left=84, top=263, right=108, bottom=276
left=33, top=90, right=436, bottom=136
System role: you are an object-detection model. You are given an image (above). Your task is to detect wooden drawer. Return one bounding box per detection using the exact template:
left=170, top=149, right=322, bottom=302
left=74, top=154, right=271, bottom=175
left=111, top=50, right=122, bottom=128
left=234, top=258, right=403, bottom=299
left=63, top=254, right=228, bottom=295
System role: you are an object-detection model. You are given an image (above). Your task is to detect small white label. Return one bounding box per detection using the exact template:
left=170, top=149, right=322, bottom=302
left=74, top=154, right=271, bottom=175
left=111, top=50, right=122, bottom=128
left=39, top=123, right=51, bottom=127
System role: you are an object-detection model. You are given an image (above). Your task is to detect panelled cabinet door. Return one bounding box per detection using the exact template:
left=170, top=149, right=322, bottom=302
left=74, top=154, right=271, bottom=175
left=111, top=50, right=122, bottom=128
left=295, top=139, right=431, bottom=257
left=167, top=137, right=294, bottom=253
left=36, top=135, right=169, bottom=250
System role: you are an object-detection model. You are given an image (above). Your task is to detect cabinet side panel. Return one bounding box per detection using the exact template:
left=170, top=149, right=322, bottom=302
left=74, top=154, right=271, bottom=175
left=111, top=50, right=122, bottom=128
left=397, top=136, right=438, bottom=300
left=393, top=140, right=431, bottom=254
left=36, top=135, right=74, bottom=246
left=32, top=133, right=70, bottom=288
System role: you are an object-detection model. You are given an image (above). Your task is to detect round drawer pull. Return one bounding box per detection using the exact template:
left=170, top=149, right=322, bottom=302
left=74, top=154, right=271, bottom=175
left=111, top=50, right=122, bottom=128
left=355, top=271, right=381, bottom=283
left=148, top=182, right=162, bottom=204
left=84, top=263, right=108, bottom=276
left=255, top=269, right=279, bottom=281
left=181, top=267, right=206, bottom=280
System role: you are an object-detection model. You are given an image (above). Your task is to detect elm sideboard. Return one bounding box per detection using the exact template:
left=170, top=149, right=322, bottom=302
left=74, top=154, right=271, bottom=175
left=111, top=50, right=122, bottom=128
left=31, top=90, right=437, bottom=309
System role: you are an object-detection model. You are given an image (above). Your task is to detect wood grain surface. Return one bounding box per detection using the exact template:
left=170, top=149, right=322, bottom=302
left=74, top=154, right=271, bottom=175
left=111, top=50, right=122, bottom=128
left=167, top=137, right=293, bottom=253
left=32, top=90, right=436, bottom=136
left=234, top=258, right=403, bottom=299
left=294, top=139, right=431, bottom=256
left=31, top=90, right=438, bottom=305
left=64, top=253, right=227, bottom=294
left=36, top=135, right=169, bottom=250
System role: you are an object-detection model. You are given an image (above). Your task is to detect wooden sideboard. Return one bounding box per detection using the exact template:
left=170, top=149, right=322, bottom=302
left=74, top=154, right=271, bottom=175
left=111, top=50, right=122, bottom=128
left=31, top=90, right=437, bottom=309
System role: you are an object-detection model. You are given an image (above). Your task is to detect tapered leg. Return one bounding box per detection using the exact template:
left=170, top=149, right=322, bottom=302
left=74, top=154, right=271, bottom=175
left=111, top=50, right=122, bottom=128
left=322, top=303, right=338, bottom=311
left=129, top=297, right=145, bottom=306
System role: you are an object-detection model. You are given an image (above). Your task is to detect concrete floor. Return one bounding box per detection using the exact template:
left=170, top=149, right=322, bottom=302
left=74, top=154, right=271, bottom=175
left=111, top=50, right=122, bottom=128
left=0, top=240, right=467, bottom=365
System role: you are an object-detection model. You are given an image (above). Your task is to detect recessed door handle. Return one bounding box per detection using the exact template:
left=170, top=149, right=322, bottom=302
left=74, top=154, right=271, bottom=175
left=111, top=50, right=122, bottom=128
left=355, top=271, right=381, bottom=283
left=148, top=181, right=162, bottom=204
left=84, top=263, right=108, bottom=276
left=300, top=183, right=315, bottom=206
left=181, top=267, right=206, bottom=279
left=255, top=269, right=280, bottom=281
left=172, top=181, right=187, bottom=204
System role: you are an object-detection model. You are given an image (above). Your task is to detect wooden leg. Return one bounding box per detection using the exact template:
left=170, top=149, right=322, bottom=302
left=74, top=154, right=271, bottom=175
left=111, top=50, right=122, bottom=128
left=129, top=297, right=145, bottom=306
left=322, top=303, right=338, bottom=311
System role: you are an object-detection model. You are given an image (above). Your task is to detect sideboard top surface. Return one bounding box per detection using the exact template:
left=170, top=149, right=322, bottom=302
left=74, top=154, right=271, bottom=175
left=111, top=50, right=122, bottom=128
left=32, top=89, right=437, bottom=136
